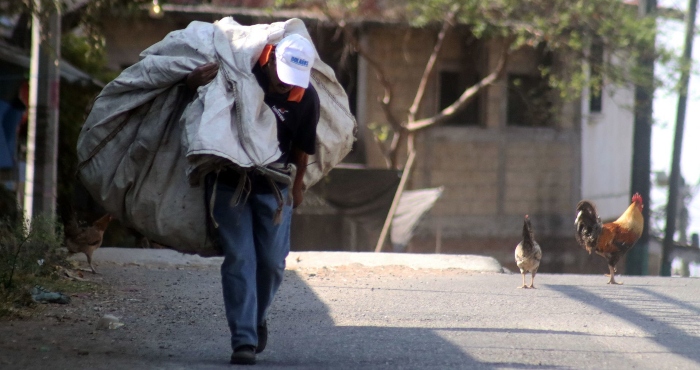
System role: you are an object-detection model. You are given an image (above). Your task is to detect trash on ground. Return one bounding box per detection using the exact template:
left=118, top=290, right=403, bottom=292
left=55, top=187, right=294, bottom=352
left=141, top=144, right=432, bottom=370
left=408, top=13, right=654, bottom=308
left=61, top=267, right=87, bottom=281
left=97, top=314, right=124, bottom=330
left=30, top=285, right=71, bottom=304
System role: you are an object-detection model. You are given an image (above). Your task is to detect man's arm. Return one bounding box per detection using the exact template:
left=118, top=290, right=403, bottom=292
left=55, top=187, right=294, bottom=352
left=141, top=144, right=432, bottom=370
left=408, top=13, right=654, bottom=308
left=186, top=62, right=219, bottom=89
left=290, top=147, right=308, bottom=208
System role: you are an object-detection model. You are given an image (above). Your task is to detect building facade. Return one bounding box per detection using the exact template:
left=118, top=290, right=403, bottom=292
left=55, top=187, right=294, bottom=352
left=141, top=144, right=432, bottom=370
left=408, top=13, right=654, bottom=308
left=99, top=8, right=636, bottom=274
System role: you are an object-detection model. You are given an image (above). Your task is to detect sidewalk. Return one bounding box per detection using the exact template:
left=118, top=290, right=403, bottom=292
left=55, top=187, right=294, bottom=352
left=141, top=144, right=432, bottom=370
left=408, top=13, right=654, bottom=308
left=84, top=247, right=505, bottom=272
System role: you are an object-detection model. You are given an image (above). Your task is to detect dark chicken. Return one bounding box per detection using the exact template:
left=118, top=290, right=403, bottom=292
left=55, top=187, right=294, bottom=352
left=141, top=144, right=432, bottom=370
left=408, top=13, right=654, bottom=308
left=574, top=193, right=644, bottom=284
left=514, top=215, right=542, bottom=289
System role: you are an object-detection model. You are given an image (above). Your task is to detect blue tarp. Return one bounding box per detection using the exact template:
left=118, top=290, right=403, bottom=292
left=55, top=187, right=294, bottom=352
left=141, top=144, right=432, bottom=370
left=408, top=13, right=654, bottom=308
left=0, top=99, right=23, bottom=169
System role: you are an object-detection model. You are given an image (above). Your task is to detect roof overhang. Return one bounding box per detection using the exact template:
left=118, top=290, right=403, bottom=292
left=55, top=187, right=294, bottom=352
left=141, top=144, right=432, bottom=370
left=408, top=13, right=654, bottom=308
left=157, top=3, right=407, bottom=27
left=0, top=40, right=104, bottom=88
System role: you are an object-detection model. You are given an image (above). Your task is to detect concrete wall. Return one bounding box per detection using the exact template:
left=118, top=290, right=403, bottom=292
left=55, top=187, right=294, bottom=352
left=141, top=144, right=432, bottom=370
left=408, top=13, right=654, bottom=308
left=99, top=16, right=635, bottom=274
left=580, top=55, right=636, bottom=220
left=102, top=13, right=257, bottom=69
left=357, top=26, right=581, bottom=232
left=356, top=25, right=587, bottom=272
left=102, top=16, right=186, bottom=70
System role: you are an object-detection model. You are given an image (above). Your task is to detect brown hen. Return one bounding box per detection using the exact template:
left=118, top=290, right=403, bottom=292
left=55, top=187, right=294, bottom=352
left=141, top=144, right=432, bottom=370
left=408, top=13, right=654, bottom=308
left=65, top=213, right=112, bottom=273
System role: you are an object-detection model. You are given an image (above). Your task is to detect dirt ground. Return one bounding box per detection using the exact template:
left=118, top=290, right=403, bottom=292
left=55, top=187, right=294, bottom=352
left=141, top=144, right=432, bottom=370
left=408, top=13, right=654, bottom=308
left=4, top=257, right=700, bottom=370
left=0, top=260, right=477, bottom=369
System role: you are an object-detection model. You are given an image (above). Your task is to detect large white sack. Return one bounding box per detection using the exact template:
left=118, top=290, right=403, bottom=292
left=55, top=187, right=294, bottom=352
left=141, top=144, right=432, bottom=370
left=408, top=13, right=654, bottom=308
left=77, top=18, right=356, bottom=255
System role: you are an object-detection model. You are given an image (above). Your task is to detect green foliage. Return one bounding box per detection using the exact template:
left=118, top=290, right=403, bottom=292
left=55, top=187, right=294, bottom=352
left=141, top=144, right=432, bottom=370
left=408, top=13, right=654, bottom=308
left=0, top=213, right=67, bottom=291
left=368, top=122, right=392, bottom=143
left=57, top=33, right=112, bottom=221
left=78, top=0, right=151, bottom=55
left=57, top=81, right=92, bottom=221
left=0, top=213, right=96, bottom=319
left=62, top=33, right=118, bottom=82
left=59, top=34, right=142, bottom=247
left=279, top=0, right=674, bottom=100
left=0, top=0, right=150, bottom=57
left=0, top=186, right=77, bottom=318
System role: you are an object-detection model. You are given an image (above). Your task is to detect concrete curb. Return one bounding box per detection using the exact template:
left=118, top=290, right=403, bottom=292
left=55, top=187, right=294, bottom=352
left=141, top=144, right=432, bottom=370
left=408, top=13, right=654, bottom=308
left=76, top=247, right=504, bottom=273
left=286, top=251, right=504, bottom=273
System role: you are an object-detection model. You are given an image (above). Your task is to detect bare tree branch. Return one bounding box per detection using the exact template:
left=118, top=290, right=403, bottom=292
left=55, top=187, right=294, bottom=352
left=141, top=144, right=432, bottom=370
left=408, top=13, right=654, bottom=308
left=407, top=5, right=458, bottom=123
left=405, top=38, right=512, bottom=132
left=388, top=130, right=403, bottom=169
left=335, top=19, right=403, bottom=132
left=370, top=132, right=394, bottom=168
left=319, top=4, right=405, bottom=167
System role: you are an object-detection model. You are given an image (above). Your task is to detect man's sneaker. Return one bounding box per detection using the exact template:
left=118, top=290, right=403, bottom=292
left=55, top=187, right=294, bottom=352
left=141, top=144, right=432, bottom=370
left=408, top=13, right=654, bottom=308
left=230, top=345, right=256, bottom=365
left=256, top=321, right=267, bottom=354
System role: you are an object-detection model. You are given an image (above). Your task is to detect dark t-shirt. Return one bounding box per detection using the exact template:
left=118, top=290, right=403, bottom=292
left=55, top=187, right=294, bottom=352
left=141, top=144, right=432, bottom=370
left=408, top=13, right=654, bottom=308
left=217, top=63, right=320, bottom=193
left=252, top=63, right=320, bottom=164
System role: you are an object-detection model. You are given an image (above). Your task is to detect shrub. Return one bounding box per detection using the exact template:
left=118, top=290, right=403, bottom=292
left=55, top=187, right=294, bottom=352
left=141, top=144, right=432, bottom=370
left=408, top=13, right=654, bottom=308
left=0, top=212, right=71, bottom=318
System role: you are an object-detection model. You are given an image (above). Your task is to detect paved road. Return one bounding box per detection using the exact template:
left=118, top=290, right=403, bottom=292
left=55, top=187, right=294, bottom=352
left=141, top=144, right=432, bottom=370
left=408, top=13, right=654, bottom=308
left=2, top=248, right=700, bottom=369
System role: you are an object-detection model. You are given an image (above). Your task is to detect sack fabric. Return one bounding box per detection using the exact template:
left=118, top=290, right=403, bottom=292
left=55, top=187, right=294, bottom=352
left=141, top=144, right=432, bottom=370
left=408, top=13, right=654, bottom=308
left=77, top=18, right=356, bottom=255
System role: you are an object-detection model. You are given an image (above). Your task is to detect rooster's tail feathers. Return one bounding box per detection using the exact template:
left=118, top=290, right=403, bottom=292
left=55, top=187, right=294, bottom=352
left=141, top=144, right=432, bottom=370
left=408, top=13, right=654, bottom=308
left=574, top=200, right=601, bottom=249
left=521, top=215, right=535, bottom=249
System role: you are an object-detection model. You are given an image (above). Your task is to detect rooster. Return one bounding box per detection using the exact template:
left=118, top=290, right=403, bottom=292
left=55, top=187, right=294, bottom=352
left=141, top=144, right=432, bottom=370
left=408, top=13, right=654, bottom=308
left=515, top=215, right=542, bottom=289
left=574, top=193, right=644, bottom=285
left=64, top=213, right=113, bottom=274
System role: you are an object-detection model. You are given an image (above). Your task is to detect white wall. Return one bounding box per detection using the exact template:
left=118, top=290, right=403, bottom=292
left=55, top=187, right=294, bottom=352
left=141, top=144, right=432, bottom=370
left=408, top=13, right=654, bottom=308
left=580, top=77, right=635, bottom=220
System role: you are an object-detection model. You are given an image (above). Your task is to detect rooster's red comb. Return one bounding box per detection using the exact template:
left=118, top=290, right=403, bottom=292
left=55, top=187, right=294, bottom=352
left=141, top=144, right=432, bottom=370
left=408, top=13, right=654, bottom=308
left=632, top=193, right=643, bottom=204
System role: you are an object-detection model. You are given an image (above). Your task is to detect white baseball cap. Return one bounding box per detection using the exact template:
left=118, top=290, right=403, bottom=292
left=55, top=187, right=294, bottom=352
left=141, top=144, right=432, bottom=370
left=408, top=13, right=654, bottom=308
left=275, top=34, right=316, bottom=88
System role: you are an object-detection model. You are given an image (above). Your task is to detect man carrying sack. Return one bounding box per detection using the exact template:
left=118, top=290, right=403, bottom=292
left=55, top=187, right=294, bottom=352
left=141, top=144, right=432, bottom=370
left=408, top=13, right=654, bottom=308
left=189, top=34, right=319, bottom=365
left=77, top=18, right=356, bottom=365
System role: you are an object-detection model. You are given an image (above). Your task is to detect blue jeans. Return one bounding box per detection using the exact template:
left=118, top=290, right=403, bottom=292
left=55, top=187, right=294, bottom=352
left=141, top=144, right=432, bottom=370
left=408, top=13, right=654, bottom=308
left=208, top=173, right=292, bottom=350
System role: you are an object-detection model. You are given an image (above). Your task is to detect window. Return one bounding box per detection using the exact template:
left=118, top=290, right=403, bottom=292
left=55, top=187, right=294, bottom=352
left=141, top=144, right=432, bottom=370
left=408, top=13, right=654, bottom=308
left=438, top=71, right=480, bottom=126
left=589, top=37, right=604, bottom=113
left=506, top=74, right=553, bottom=127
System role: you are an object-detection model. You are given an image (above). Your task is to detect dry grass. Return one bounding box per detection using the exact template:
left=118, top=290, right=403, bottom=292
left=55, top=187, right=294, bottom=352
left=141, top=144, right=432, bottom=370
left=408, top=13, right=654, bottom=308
left=0, top=214, right=99, bottom=320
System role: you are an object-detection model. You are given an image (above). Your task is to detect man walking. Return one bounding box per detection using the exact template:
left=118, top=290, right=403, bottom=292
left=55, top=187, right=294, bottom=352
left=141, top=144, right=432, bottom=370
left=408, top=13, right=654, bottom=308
left=78, top=17, right=355, bottom=364
left=189, top=33, right=320, bottom=365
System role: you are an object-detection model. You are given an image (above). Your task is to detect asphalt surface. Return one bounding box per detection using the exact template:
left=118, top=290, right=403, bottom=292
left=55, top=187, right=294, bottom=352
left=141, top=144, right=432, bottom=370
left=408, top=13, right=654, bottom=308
left=1, top=248, right=700, bottom=369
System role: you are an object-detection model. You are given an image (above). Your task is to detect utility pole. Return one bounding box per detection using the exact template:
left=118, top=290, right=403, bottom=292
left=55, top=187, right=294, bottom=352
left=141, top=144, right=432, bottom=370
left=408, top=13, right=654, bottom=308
left=661, top=0, right=698, bottom=277
left=627, top=0, right=657, bottom=276
left=25, top=1, right=61, bottom=222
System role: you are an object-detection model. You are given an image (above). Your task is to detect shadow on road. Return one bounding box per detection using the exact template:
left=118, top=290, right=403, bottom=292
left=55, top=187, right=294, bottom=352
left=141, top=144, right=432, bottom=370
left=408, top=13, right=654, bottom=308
left=16, top=263, right=700, bottom=369
left=547, top=284, right=700, bottom=366
left=264, top=270, right=494, bottom=369
left=1, top=264, right=503, bottom=369
left=436, top=326, right=614, bottom=337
